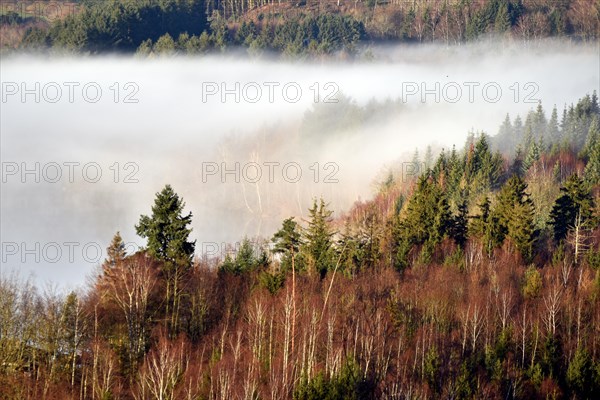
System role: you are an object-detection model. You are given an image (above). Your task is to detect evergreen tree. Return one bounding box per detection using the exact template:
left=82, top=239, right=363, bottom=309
left=104, top=231, right=127, bottom=268
left=424, top=145, right=434, bottom=171
left=522, top=139, right=540, bottom=175
left=547, top=105, right=560, bottom=144
left=272, top=217, right=302, bottom=272
left=470, top=196, right=504, bottom=255
left=549, top=174, right=595, bottom=242
left=356, top=207, right=382, bottom=269
left=496, top=113, right=514, bottom=154
left=410, top=148, right=422, bottom=179
left=136, top=185, right=195, bottom=265
left=450, top=200, right=469, bottom=247
left=394, top=176, right=452, bottom=266
left=494, top=1, right=511, bottom=33
left=304, top=199, right=335, bottom=278
left=337, top=220, right=361, bottom=276
left=495, top=176, right=537, bottom=261
left=566, top=348, right=597, bottom=399
left=511, top=145, right=525, bottom=177
left=513, top=115, right=524, bottom=145
left=153, top=33, right=176, bottom=54
left=136, top=185, right=195, bottom=333
left=584, top=135, right=600, bottom=185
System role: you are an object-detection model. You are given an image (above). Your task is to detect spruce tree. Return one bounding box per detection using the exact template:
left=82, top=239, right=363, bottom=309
left=272, top=217, right=302, bottom=273
left=135, top=184, right=195, bottom=334
left=495, top=176, right=537, bottom=261
left=304, top=198, right=335, bottom=278
left=450, top=200, right=469, bottom=247
left=549, top=174, right=595, bottom=243
left=136, top=185, right=195, bottom=265
left=104, top=231, right=127, bottom=268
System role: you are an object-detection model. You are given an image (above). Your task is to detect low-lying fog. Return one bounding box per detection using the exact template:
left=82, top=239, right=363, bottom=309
left=1, top=39, right=598, bottom=289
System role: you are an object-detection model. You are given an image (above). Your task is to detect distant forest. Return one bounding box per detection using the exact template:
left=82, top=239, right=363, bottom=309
left=1, top=91, right=599, bottom=399
left=1, top=0, right=598, bottom=54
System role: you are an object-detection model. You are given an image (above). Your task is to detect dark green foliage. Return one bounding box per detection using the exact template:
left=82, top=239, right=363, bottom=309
left=450, top=200, right=469, bottom=247
left=583, top=116, right=600, bottom=185
left=549, top=174, right=595, bottom=242
left=393, top=175, right=452, bottom=268
left=271, top=13, right=364, bottom=55
left=136, top=184, right=195, bottom=266
left=272, top=217, right=303, bottom=273
left=23, top=0, right=207, bottom=52
left=567, top=347, right=597, bottom=399
left=470, top=196, right=504, bottom=255
left=522, top=265, right=542, bottom=299
left=104, top=231, right=127, bottom=268
left=294, top=358, right=375, bottom=400
left=541, top=335, right=562, bottom=379
left=219, top=238, right=268, bottom=275
left=399, top=176, right=452, bottom=246
left=0, top=11, right=36, bottom=25
left=495, top=176, right=537, bottom=261
left=465, top=133, right=504, bottom=194
left=304, top=199, right=335, bottom=278
left=424, top=346, right=441, bottom=393
left=258, top=270, right=285, bottom=294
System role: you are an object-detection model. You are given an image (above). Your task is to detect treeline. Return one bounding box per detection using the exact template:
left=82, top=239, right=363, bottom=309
left=136, top=12, right=365, bottom=56
left=21, top=0, right=207, bottom=52
left=1, top=93, right=599, bottom=399
left=9, top=0, right=600, bottom=54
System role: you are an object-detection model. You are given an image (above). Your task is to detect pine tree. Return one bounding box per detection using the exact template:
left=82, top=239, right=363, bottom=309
left=584, top=136, right=600, bottom=185
left=566, top=347, right=597, bottom=398
left=522, top=139, right=540, bottom=175
left=357, top=206, right=382, bottom=269
left=104, top=231, right=127, bottom=268
left=304, top=198, right=335, bottom=278
left=135, top=185, right=195, bottom=334
left=424, top=145, right=434, bottom=171
left=272, top=217, right=302, bottom=273
left=549, top=174, right=595, bottom=250
left=394, top=176, right=452, bottom=266
left=450, top=199, right=469, bottom=247
left=410, top=148, right=421, bottom=179
left=496, top=113, right=514, bottom=155
left=547, top=105, right=560, bottom=144
left=224, top=238, right=266, bottom=274
left=495, top=176, right=537, bottom=261
left=136, top=185, right=195, bottom=265
left=337, top=220, right=361, bottom=276
left=470, top=196, right=503, bottom=255
left=494, top=1, right=511, bottom=33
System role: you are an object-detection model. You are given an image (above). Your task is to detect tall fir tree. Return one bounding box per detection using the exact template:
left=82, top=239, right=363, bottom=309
left=549, top=174, right=595, bottom=243
left=104, top=231, right=127, bottom=268
left=135, top=184, right=196, bottom=334
left=304, top=198, right=335, bottom=278
left=136, top=185, right=195, bottom=265
left=495, top=176, right=537, bottom=261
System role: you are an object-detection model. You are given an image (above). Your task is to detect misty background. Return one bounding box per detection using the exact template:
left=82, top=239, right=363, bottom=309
left=1, top=39, right=598, bottom=289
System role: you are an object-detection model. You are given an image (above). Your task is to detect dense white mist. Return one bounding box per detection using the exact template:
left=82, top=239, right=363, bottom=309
left=1, top=39, right=598, bottom=289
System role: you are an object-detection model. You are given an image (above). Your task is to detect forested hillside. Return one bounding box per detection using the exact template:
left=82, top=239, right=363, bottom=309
left=1, top=0, right=598, bottom=54
left=1, top=92, right=599, bottom=399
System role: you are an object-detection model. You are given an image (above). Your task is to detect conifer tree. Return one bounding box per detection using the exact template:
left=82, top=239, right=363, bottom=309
left=272, top=217, right=302, bottom=272
left=495, top=176, right=537, bottom=261
left=450, top=200, right=469, bottom=247
left=470, top=196, right=503, bottom=255
left=136, top=185, right=195, bottom=265
left=105, top=231, right=127, bottom=268
left=549, top=174, right=595, bottom=244
left=304, top=199, right=335, bottom=278
left=136, top=185, right=195, bottom=334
